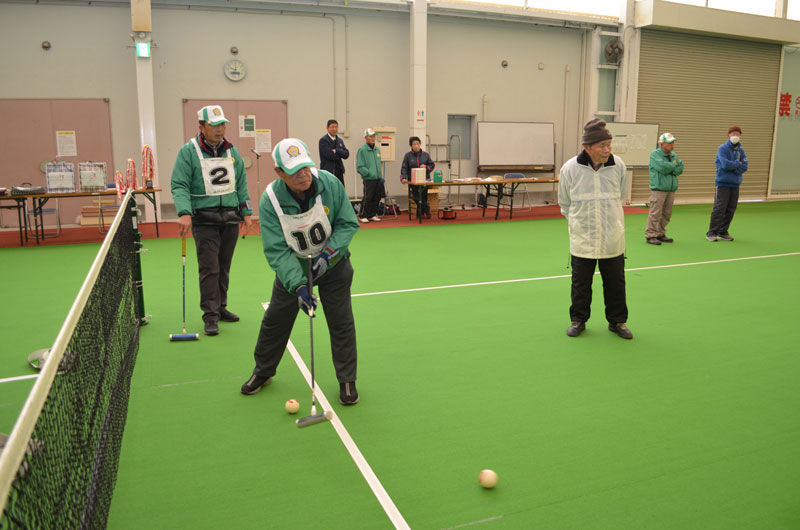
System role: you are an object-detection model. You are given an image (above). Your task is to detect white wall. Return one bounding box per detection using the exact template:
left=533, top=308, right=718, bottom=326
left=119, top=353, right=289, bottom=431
left=427, top=17, right=584, bottom=179
left=0, top=3, right=140, bottom=185
left=0, top=2, right=586, bottom=210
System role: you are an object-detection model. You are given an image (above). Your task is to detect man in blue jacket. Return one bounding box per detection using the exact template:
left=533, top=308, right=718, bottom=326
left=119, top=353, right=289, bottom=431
left=707, top=126, right=747, bottom=242
left=318, top=119, right=350, bottom=186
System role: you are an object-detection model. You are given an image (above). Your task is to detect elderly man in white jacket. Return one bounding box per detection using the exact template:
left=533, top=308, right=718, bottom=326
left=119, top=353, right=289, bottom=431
left=558, top=119, right=633, bottom=340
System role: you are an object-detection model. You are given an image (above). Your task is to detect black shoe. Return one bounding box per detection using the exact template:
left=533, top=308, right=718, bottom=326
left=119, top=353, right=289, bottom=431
left=718, top=233, right=734, bottom=241
left=339, top=382, right=360, bottom=405
left=566, top=322, right=586, bottom=337
left=608, top=322, right=633, bottom=340
left=240, top=374, right=273, bottom=395
left=219, top=308, right=240, bottom=322
left=204, top=321, right=219, bottom=335
left=646, top=237, right=662, bottom=245
left=657, top=235, right=674, bottom=243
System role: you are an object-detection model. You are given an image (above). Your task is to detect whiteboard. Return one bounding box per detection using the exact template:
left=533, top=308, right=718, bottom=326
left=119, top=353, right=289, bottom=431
left=606, top=122, right=659, bottom=166
left=477, top=122, right=555, bottom=167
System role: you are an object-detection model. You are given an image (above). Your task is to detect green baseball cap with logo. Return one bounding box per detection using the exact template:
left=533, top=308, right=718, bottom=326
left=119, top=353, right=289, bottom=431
left=364, top=128, right=377, bottom=137
left=197, top=105, right=229, bottom=126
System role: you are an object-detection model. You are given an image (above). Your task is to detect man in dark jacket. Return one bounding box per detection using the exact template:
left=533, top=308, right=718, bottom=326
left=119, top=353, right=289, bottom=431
left=707, top=126, right=748, bottom=242
left=400, top=136, right=435, bottom=218
left=318, top=119, right=349, bottom=186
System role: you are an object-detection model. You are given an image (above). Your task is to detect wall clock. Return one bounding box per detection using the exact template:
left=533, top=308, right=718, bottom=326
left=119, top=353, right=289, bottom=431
left=224, top=59, right=247, bottom=82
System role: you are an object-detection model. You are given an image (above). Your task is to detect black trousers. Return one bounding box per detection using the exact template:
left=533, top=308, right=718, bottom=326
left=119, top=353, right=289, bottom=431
left=252, top=258, right=357, bottom=383
left=333, top=168, right=345, bottom=186
left=192, top=223, right=239, bottom=324
left=570, top=253, right=628, bottom=324
left=360, top=180, right=383, bottom=218
left=707, top=186, right=739, bottom=237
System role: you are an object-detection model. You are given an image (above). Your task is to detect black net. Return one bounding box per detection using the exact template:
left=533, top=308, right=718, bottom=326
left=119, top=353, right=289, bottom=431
left=2, top=200, right=141, bottom=529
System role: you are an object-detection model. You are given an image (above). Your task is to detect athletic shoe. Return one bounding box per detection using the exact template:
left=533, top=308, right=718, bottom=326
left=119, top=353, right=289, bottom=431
left=204, top=321, right=219, bottom=335
left=646, top=237, right=661, bottom=245
left=369, top=216, right=382, bottom=222
left=706, top=234, right=719, bottom=242
left=608, top=322, right=633, bottom=340
left=566, top=322, right=586, bottom=337
left=339, top=382, right=359, bottom=405
left=657, top=235, right=674, bottom=243
left=359, top=218, right=369, bottom=223
left=240, top=374, right=273, bottom=395
left=219, top=308, right=240, bottom=322
left=718, top=233, right=734, bottom=241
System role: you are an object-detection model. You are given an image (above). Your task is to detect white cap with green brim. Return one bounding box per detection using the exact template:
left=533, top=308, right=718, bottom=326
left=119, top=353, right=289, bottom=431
left=197, top=105, right=229, bottom=126
left=272, top=138, right=316, bottom=175
left=364, top=128, right=377, bottom=137
left=659, top=132, right=676, bottom=144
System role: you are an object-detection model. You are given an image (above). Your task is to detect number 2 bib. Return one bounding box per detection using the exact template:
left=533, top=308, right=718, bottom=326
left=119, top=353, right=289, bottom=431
left=267, top=177, right=332, bottom=258
left=191, top=138, right=236, bottom=196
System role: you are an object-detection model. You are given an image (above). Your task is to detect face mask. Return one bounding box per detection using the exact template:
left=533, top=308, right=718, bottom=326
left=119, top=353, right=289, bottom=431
left=730, top=136, right=740, bottom=145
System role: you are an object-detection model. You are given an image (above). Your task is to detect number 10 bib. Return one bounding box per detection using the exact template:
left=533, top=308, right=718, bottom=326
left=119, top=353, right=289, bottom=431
left=267, top=177, right=332, bottom=258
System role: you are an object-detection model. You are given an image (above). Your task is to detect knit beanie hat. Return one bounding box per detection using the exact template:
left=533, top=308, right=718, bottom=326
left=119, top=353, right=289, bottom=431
left=582, top=119, right=613, bottom=145
left=727, top=125, right=742, bottom=135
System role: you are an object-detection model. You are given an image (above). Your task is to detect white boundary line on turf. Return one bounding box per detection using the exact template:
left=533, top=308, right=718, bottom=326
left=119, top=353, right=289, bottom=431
left=0, top=374, right=38, bottom=385
left=352, top=252, right=800, bottom=298
left=286, top=338, right=411, bottom=530
left=441, top=515, right=504, bottom=529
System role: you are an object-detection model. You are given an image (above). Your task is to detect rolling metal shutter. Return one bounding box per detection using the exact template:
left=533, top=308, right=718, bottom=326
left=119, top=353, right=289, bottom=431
left=634, top=30, right=780, bottom=204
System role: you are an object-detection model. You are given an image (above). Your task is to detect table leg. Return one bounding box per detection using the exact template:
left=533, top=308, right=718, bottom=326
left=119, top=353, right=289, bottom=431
left=419, top=187, right=428, bottom=224
left=142, top=191, right=159, bottom=237
left=16, top=200, right=25, bottom=246
left=495, top=184, right=501, bottom=220
left=481, top=185, right=488, bottom=218
left=33, top=198, right=43, bottom=245
left=152, top=194, right=159, bottom=237
left=509, top=183, right=516, bottom=219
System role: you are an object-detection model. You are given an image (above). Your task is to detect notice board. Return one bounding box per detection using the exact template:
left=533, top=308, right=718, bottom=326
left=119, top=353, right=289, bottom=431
left=606, top=122, right=659, bottom=167
left=477, top=122, right=555, bottom=169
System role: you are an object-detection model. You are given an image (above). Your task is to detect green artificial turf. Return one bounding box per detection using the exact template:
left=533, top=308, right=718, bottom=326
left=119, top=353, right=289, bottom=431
left=1, top=201, right=798, bottom=529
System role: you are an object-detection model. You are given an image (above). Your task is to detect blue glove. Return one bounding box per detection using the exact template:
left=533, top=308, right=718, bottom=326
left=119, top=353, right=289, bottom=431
left=380, top=178, right=385, bottom=184
left=296, top=285, right=317, bottom=316
left=312, top=246, right=338, bottom=281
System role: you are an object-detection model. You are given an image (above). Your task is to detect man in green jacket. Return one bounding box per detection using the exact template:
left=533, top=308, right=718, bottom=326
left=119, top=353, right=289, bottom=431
left=170, top=105, right=253, bottom=335
left=241, top=138, right=362, bottom=405
left=645, top=132, right=684, bottom=245
left=356, top=128, right=384, bottom=223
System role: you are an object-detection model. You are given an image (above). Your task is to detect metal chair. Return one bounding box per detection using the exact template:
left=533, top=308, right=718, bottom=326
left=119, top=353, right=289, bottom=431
left=502, top=173, right=530, bottom=212
left=27, top=198, right=61, bottom=239
left=97, top=199, right=120, bottom=234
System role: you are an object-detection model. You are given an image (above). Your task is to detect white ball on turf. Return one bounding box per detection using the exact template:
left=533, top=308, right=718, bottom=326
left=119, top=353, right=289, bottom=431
left=479, top=469, right=498, bottom=489
left=285, top=399, right=300, bottom=414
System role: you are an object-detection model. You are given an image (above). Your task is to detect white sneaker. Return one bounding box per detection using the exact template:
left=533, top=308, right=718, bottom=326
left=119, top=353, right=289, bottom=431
left=369, top=216, right=381, bottom=222
left=359, top=218, right=369, bottom=223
